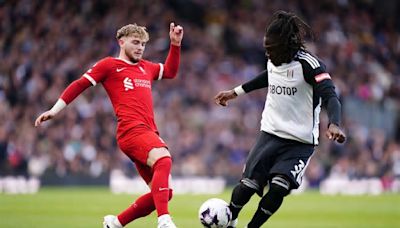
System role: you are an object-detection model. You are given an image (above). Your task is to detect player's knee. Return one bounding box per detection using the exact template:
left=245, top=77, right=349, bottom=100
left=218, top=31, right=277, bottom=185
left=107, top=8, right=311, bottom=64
left=236, top=181, right=257, bottom=196
left=230, top=181, right=257, bottom=210
left=269, top=175, right=291, bottom=197
left=152, top=156, right=172, bottom=170
left=241, top=178, right=263, bottom=196
left=148, top=147, right=171, bottom=167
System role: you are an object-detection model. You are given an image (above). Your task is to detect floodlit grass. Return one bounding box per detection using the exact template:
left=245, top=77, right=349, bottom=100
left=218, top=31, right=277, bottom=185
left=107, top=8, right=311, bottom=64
left=0, top=187, right=399, bottom=227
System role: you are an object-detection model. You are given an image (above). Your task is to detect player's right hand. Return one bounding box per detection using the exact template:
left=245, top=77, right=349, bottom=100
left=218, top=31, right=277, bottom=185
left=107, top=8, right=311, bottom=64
left=34, top=110, right=55, bottom=127
left=214, top=90, right=238, bottom=107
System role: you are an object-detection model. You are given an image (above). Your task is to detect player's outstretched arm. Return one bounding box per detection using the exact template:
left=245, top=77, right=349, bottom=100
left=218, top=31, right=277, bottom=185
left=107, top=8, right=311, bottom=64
left=35, top=76, right=92, bottom=127
left=215, top=70, right=268, bottom=107
left=161, top=22, right=184, bottom=79
left=35, top=99, right=66, bottom=127
left=159, top=23, right=183, bottom=79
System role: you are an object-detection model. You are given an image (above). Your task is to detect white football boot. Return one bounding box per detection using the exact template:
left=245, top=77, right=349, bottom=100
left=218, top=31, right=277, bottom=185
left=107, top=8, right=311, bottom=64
left=103, top=215, right=123, bottom=228
left=157, top=214, right=177, bottom=228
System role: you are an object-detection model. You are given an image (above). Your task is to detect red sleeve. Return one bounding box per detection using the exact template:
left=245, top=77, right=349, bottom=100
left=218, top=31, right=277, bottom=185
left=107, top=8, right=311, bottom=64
left=60, top=77, right=92, bottom=104
left=60, top=58, right=111, bottom=104
left=84, top=58, right=111, bottom=85
left=155, top=44, right=180, bottom=80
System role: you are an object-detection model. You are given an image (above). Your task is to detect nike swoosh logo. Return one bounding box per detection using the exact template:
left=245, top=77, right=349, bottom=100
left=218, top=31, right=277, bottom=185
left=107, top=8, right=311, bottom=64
left=116, top=67, right=126, bottom=72
left=159, top=187, right=169, bottom=191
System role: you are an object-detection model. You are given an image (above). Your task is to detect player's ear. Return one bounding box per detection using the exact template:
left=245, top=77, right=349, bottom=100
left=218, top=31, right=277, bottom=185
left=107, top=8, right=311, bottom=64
left=118, top=38, right=124, bottom=47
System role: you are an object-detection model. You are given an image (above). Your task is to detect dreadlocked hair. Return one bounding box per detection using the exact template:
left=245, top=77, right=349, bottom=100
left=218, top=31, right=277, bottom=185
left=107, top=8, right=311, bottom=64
left=264, top=11, right=312, bottom=66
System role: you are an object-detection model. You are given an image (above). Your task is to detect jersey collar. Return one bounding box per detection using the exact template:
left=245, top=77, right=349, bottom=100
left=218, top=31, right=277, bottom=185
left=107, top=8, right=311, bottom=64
left=115, top=57, right=139, bottom=65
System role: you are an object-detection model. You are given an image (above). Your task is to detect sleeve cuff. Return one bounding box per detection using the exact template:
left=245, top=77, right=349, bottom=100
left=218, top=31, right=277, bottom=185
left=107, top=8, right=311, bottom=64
left=234, top=85, right=246, bottom=96
left=49, top=99, right=67, bottom=115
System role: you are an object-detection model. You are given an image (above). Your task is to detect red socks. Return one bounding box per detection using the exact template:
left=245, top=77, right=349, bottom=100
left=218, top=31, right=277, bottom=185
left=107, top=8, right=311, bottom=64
left=117, top=189, right=173, bottom=226
left=117, top=157, right=173, bottom=226
left=117, top=192, right=154, bottom=226
left=151, top=157, right=172, bottom=216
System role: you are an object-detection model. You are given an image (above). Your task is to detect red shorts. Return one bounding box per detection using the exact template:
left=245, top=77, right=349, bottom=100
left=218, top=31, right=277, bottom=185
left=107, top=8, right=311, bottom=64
left=118, top=130, right=168, bottom=183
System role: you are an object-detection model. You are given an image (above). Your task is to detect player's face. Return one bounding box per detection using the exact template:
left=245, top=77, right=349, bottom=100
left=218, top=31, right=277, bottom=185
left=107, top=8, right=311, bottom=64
left=121, top=36, right=147, bottom=62
left=263, top=35, right=280, bottom=60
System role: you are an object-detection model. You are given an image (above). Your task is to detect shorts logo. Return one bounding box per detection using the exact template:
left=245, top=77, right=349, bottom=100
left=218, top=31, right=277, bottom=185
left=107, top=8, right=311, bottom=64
left=123, top=77, right=134, bottom=91
left=290, top=160, right=306, bottom=184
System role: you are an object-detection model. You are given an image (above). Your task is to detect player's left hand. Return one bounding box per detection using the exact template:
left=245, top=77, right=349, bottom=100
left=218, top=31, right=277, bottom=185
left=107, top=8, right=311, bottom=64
left=169, top=22, right=183, bottom=46
left=326, top=123, right=346, bottom=143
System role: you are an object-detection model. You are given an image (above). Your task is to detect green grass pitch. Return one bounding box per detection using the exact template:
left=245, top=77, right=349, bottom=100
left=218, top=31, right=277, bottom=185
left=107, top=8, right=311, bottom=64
left=1, top=187, right=399, bottom=228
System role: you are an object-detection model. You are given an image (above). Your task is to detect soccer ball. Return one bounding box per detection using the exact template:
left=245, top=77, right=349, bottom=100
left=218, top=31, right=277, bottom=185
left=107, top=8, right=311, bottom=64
left=198, top=198, right=232, bottom=228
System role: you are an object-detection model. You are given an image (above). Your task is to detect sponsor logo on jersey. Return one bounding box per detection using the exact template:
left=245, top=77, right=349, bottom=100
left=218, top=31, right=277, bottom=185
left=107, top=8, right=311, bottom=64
left=123, top=77, right=134, bottom=91
left=134, top=79, right=151, bottom=89
left=269, top=84, right=297, bottom=96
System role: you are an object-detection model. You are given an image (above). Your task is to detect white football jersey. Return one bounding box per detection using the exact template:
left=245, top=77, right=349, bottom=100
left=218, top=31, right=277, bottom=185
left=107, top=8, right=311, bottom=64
left=261, top=51, right=330, bottom=145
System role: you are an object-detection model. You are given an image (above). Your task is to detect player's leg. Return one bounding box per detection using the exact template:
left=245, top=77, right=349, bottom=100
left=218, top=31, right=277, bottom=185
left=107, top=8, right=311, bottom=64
left=107, top=131, right=173, bottom=227
left=227, top=179, right=258, bottom=228
left=228, top=131, right=274, bottom=228
left=116, top=162, right=173, bottom=226
left=147, top=147, right=176, bottom=228
left=247, top=175, right=290, bottom=228
left=247, top=142, right=314, bottom=228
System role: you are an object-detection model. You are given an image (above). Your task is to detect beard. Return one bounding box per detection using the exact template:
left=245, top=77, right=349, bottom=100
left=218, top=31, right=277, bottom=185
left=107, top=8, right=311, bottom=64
left=125, top=49, right=141, bottom=63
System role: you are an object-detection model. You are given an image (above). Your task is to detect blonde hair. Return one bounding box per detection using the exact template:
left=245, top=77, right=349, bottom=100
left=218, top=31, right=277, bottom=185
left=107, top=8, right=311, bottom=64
left=116, top=24, right=149, bottom=41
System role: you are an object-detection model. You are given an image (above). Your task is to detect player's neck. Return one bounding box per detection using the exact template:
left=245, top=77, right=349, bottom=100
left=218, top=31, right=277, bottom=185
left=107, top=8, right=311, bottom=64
left=118, top=52, right=139, bottom=65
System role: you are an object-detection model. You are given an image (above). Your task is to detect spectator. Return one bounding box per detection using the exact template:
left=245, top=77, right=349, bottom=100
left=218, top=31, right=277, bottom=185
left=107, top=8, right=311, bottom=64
left=0, top=0, right=399, bottom=187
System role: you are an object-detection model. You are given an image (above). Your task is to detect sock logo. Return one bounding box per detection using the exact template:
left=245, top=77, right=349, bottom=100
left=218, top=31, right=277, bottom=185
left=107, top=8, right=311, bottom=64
left=158, top=187, right=169, bottom=191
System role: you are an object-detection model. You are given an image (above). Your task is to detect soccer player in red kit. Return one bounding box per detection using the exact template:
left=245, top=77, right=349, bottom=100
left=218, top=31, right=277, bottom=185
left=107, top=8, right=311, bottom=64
left=35, top=23, right=183, bottom=228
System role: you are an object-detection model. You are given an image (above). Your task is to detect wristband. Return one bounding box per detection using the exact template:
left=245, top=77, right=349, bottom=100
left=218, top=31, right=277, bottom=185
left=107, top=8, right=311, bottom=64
left=49, top=99, right=67, bottom=115
left=233, top=85, right=245, bottom=96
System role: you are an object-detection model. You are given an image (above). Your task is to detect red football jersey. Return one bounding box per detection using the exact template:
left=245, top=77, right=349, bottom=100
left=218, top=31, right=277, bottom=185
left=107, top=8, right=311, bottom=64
left=83, top=57, right=165, bottom=140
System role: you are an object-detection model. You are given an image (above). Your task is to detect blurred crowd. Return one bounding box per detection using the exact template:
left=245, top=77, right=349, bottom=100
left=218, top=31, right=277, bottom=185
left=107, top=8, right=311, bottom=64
left=1, top=0, right=399, bottom=188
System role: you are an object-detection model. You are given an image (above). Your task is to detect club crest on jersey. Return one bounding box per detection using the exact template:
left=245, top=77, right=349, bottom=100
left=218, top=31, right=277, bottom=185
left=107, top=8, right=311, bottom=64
left=123, top=77, right=134, bottom=91
left=286, top=69, right=294, bottom=78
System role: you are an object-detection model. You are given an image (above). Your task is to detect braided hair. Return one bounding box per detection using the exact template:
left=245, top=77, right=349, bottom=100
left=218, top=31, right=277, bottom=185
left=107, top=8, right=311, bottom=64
left=264, top=11, right=312, bottom=66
